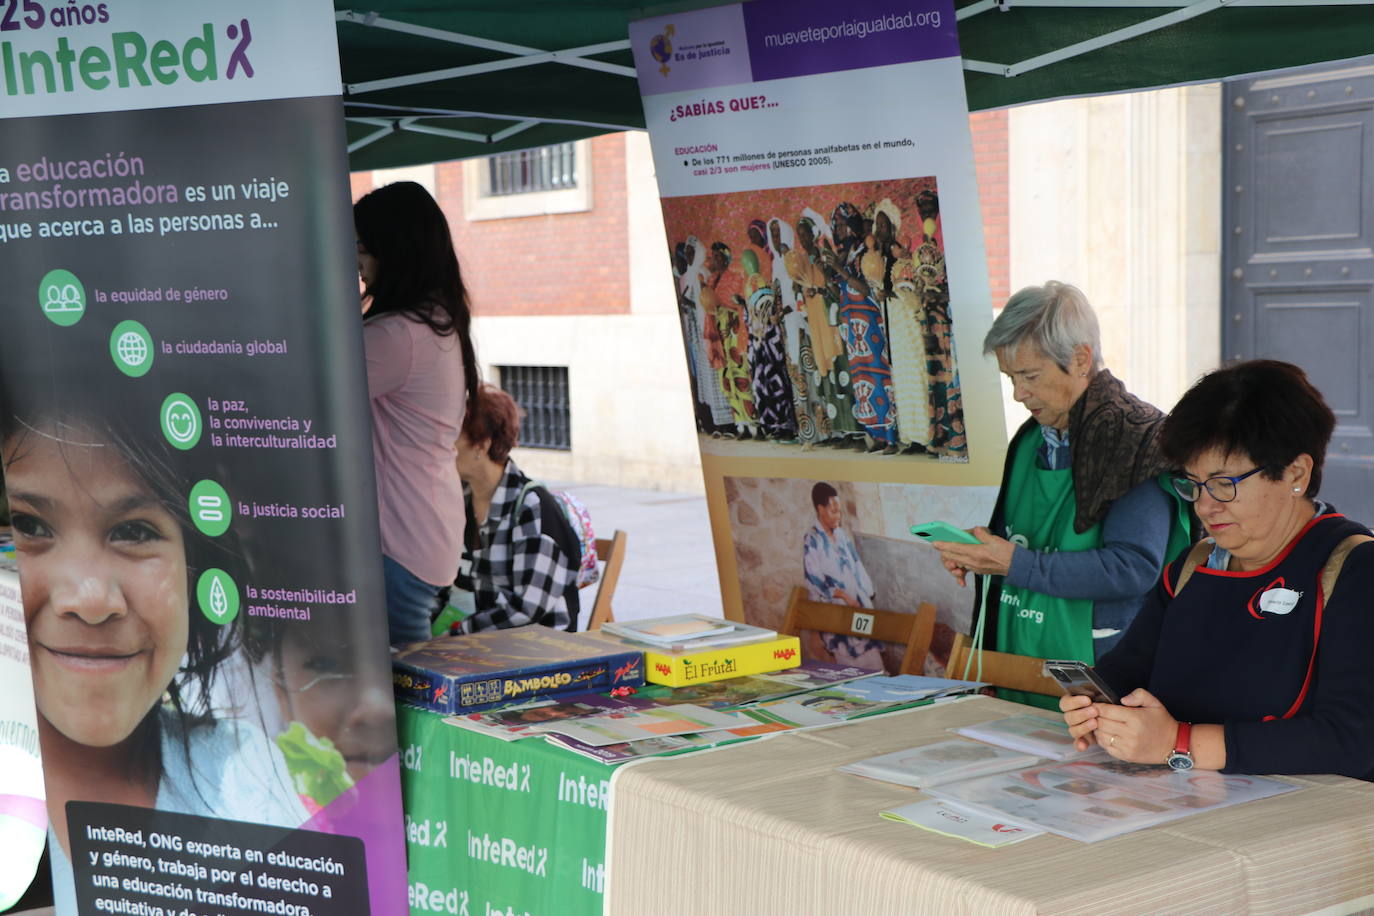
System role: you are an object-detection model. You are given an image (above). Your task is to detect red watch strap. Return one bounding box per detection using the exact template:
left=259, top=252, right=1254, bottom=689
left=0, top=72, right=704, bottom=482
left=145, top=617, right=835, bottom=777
left=1174, top=722, right=1193, bottom=754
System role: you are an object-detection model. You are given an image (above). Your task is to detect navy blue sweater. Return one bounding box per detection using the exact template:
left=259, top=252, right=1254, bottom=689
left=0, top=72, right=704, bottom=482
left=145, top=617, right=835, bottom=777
left=1095, top=513, right=1374, bottom=780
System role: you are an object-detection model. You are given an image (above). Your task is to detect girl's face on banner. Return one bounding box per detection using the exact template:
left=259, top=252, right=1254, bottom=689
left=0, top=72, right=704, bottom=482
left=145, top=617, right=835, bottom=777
left=4, top=431, right=189, bottom=749
left=275, top=632, right=394, bottom=783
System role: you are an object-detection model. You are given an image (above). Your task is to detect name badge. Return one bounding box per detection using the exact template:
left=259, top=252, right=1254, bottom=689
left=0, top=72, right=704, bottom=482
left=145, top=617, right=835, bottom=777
left=1258, top=587, right=1301, bottom=616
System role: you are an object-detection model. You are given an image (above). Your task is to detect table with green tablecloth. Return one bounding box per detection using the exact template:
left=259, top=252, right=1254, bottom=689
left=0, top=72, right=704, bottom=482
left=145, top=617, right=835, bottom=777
left=397, top=703, right=611, bottom=916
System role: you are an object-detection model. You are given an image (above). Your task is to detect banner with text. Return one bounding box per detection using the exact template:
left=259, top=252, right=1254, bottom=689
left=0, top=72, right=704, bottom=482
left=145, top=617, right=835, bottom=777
left=0, top=2, right=405, bottom=912
left=632, top=0, right=1004, bottom=673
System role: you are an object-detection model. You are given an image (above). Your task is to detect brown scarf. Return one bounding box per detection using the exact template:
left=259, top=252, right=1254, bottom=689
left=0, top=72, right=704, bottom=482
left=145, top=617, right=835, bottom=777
left=1067, top=369, right=1171, bottom=533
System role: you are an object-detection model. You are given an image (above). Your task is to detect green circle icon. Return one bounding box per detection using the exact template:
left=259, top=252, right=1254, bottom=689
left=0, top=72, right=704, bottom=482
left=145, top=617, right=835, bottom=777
left=188, top=479, right=232, bottom=537
left=160, top=393, right=202, bottom=450
left=197, top=568, right=240, bottom=625
left=39, top=269, right=86, bottom=327
left=110, top=320, right=154, bottom=377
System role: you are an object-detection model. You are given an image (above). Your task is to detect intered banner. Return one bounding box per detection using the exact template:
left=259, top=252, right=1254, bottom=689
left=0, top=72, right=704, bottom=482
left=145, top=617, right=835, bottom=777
left=0, top=2, right=405, bottom=912
left=631, top=0, right=1005, bottom=673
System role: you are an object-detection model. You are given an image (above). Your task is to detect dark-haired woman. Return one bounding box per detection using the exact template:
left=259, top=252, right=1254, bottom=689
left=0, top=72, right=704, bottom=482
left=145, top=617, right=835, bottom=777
left=355, top=181, right=478, bottom=646
left=2, top=413, right=305, bottom=912
left=1063, top=360, right=1374, bottom=779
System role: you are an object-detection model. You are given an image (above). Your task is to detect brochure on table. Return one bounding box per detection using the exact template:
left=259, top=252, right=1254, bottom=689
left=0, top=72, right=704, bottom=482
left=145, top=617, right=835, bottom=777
left=0, top=2, right=405, bottom=912
left=928, top=758, right=1298, bottom=843
left=631, top=0, right=1005, bottom=676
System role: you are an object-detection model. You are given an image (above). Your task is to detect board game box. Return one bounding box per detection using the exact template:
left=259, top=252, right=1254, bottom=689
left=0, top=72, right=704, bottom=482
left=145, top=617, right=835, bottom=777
left=589, top=631, right=803, bottom=687
left=392, top=627, right=646, bottom=714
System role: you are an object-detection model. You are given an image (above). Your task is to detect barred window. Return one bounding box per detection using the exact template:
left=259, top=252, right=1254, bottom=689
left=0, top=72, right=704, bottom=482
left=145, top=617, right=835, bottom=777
left=499, top=365, right=571, bottom=450
left=486, top=143, right=578, bottom=196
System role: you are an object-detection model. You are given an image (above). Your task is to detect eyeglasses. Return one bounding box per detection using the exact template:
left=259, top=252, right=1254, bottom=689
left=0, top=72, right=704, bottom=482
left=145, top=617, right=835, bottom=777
left=1170, top=466, right=1266, bottom=503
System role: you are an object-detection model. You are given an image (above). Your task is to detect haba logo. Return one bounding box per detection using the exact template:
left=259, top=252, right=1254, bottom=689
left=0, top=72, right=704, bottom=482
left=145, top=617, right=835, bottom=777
left=992, top=824, right=1025, bottom=834
left=648, top=23, right=674, bottom=76
left=614, top=658, right=640, bottom=682
left=654, top=662, right=673, bottom=677
left=773, top=648, right=798, bottom=661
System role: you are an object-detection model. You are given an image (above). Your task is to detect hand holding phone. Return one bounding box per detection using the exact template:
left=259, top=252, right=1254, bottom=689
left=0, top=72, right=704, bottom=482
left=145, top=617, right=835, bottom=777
left=909, top=521, right=980, bottom=545
left=1044, top=659, right=1121, bottom=705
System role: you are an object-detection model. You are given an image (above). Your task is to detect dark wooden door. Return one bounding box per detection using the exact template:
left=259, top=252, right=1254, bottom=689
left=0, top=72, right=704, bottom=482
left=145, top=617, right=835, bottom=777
left=1224, top=58, right=1374, bottom=525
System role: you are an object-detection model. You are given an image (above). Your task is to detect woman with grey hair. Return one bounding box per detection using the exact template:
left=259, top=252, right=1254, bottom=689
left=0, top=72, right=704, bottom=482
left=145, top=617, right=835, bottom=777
left=933, top=281, right=1191, bottom=709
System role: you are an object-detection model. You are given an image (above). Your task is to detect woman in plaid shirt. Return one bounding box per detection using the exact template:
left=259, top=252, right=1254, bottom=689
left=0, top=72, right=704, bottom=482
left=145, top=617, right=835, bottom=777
left=450, top=384, right=581, bottom=632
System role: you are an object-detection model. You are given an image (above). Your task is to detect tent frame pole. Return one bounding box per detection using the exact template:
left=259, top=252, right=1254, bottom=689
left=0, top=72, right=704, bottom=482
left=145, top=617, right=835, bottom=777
left=337, top=9, right=635, bottom=96
left=960, top=0, right=1374, bottom=77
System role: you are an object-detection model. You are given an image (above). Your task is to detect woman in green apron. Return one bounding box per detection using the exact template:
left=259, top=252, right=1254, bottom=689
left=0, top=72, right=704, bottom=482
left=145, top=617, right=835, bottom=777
left=933, top=281, right=1191, bottom=708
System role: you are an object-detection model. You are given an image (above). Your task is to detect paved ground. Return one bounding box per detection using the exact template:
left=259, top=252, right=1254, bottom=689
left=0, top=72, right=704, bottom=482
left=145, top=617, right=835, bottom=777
left=559, top=482, right=724, bottom=624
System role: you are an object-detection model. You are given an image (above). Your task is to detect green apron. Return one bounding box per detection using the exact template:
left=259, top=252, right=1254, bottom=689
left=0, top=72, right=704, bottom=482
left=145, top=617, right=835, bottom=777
left=995, top=429, right=1101, bottom=709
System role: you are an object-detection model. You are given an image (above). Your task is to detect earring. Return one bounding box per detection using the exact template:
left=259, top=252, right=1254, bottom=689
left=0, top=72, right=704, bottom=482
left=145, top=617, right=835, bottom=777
left=1293, top=486, right=1302, bottom=494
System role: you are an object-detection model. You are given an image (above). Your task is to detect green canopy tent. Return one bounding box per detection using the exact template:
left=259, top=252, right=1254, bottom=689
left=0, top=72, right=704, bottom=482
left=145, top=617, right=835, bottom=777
left=338, top=0, right=1374, bottom=169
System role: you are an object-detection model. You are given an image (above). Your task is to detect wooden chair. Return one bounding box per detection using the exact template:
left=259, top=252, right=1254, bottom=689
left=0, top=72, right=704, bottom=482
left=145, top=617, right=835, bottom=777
left=584, top=530, right=627, bottom=631
left=946, top=632, right=1061, bottom=698
left=780, top=586, right=936, bottom=675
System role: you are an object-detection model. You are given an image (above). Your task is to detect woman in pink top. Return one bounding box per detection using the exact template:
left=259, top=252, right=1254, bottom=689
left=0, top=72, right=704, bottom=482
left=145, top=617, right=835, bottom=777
left=355, top=181, right=478, bottom=645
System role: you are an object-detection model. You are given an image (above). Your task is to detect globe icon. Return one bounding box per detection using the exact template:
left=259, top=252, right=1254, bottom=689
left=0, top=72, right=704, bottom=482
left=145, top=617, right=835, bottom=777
left=117, top=330, right=149, bottom=366
left=650, top=33, right=672, bottom=64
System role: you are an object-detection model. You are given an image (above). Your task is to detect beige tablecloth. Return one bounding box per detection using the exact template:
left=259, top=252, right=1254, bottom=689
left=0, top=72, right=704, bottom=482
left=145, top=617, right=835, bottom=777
left=605, top=696, right=1374, bottom=915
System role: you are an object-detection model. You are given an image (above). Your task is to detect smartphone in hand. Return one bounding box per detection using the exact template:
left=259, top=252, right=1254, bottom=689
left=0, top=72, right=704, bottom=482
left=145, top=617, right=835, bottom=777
left=909, top=521, right=980, bottom=545
left=1044, top=659, right=1121, bottom=705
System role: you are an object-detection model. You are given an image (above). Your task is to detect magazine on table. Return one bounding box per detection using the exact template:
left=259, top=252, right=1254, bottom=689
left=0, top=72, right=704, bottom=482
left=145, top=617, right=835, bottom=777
left=782, top=674, right=985, bottom=720
left=633, top=660, right=881, bottom=710
left=881, top=799, right=1044, bottom=847
left=443, top=662, right=883, bottom=740
left=927, top=757, right=1299, bottom=843
left=951, top=714, right=1097, bottom=761
left=443, top=693, right=647, bottom=741
left=539, top=703, right=746, bottom=747
left=544, top=711, right=799, bottom=764
left=600, top=614, right=776, bottom=650
left=840, top=739, right=1042, bottom=788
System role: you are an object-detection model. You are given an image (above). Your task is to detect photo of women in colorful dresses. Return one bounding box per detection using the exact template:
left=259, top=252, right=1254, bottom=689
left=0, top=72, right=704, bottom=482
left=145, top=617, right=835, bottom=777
left=662, top=176, right=967, bottom=462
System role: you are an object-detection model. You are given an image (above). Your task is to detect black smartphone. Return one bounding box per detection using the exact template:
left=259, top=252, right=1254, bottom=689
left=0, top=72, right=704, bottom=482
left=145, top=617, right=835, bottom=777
left=1044, top=659, right=1121, bottom=705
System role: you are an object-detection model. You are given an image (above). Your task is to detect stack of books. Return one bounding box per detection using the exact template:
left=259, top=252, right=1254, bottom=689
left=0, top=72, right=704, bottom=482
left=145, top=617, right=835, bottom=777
left=593, top=614, right=802, bottom=687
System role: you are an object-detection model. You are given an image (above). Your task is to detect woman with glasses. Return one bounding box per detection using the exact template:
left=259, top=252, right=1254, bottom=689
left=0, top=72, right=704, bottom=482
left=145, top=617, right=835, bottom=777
left=1062, top=360, right=1374, bottom=778
left=934, top=282, right=1191, bottom=708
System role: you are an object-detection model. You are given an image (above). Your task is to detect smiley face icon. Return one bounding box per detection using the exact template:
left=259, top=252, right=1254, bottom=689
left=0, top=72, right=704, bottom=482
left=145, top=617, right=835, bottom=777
left=160, top=393, right=202, bottom=450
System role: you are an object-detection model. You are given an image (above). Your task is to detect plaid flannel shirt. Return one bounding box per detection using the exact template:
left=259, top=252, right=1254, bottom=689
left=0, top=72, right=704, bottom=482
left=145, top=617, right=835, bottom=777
left=460, top=460, right=577, bottom=631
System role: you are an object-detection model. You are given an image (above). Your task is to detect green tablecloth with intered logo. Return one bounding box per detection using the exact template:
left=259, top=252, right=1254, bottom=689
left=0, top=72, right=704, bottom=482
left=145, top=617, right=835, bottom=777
left=397, top=703, right=609, bottom=916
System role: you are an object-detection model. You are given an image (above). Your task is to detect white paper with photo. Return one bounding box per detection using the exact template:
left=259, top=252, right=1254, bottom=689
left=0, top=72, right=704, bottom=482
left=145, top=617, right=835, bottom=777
left=928, top=758, right=1299, bottom=843
left=881, top=798, right=1043, bottom=847
left=952, top=714, right=1100, bottom=761
left=841, top=739, right=1041, bottom=788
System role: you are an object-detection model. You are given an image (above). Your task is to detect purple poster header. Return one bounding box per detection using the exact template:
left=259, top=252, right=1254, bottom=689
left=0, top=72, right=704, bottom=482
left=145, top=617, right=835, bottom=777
left=631, top=0, right=959, bottom=96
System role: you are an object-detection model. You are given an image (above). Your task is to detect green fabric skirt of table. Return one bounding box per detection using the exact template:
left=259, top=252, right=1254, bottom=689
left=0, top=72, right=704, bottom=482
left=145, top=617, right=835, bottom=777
left=398, top=703, right=609, bottom=916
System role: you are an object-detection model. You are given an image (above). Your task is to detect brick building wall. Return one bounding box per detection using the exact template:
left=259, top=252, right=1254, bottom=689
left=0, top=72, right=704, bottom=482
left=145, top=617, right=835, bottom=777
left=432, top=134, right=630, bottom=318
left=970, top=109, right=1010, bottom=308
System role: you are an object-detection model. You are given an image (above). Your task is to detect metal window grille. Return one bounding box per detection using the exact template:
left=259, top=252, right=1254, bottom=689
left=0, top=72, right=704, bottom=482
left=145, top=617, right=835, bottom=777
left=486, top=143, right=578, bottom=196
left=499, top=365, right=571, bottom=450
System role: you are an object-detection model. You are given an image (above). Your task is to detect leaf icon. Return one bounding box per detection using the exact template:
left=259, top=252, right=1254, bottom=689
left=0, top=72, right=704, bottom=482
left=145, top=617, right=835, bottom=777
left=209, top=575, right=229, bottom=619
